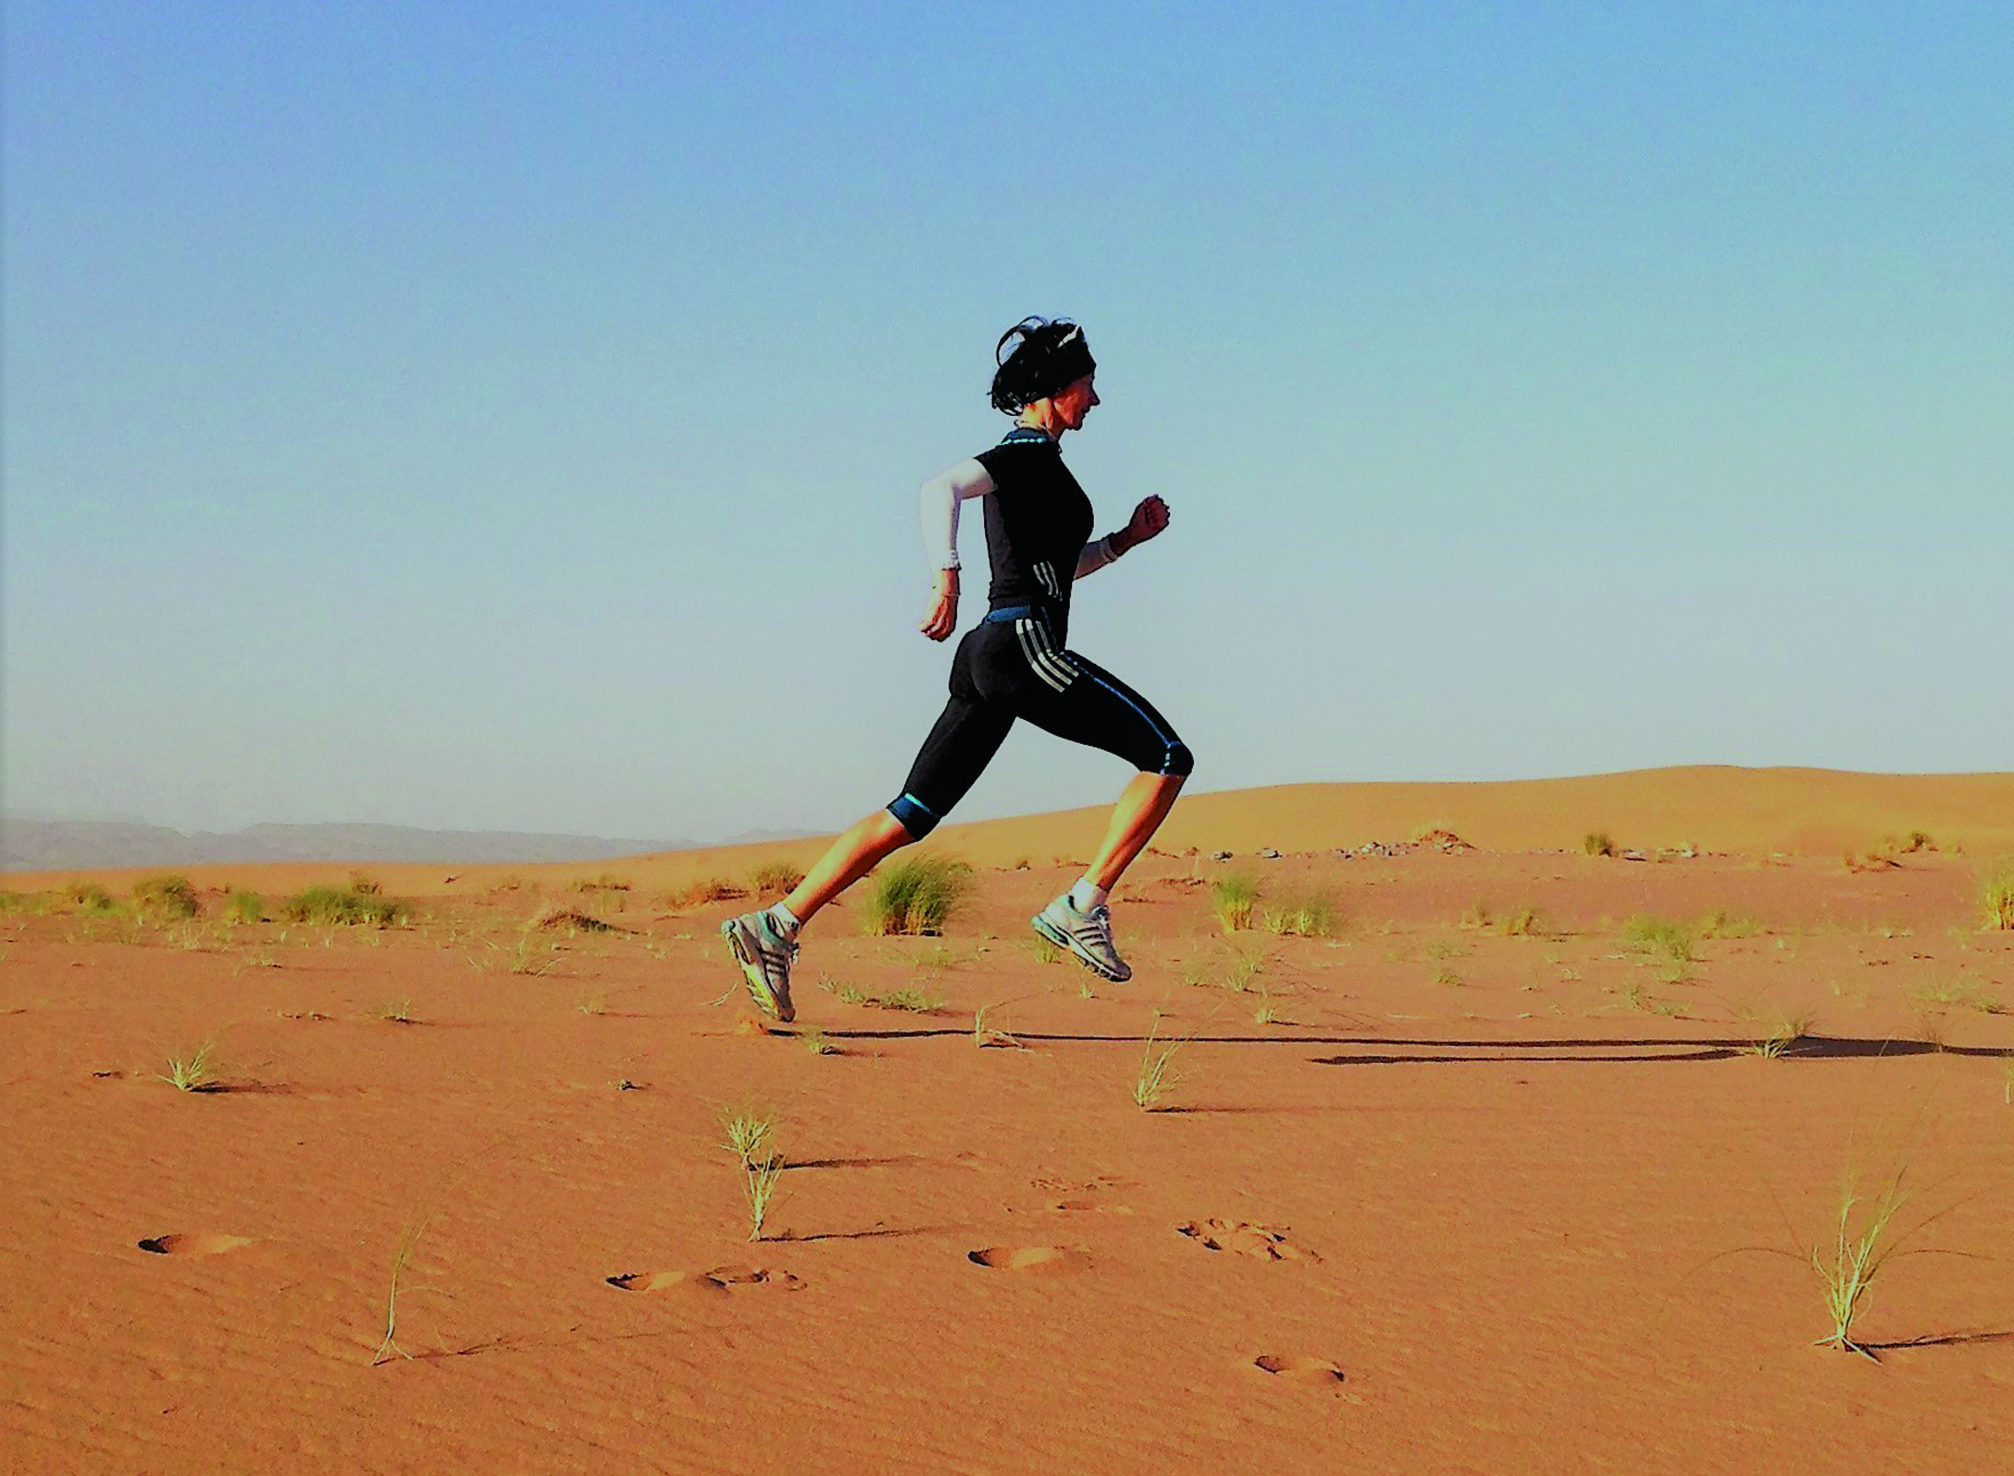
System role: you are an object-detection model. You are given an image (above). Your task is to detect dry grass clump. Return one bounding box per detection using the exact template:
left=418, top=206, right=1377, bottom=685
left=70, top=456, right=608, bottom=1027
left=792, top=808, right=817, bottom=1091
left=1583, top=831, right=1616, bottom=857
left=225, top=889, right=265, bottom=925
left=1622, top=915, right=1696, bottom=965
left=1980, top=859, right=2014, bottom=931
left=1212, top=873, right=1259, bottom=933
left=671, top=875, right=748, bottom=907
left=529, top=906, right=616, bottom=934
left=1745, top=1011, right=1816, bottom=1058
left=1131, top=1014, right=1186, bottom=1110
left=572, top=873, right=631, bottom=893
left=132, top=874, right=200, bottom=919
left=750, top=860, right=805, bottom=897
left=1501, top=905, right=1541, bottom=936
left=0, top=890, right=48, bottom=915
left=1261, top=892, right=1333, bottom=937
left=1698, top=908, right=1762, bottom=939
left=283, top=886, right=407, bottom=927
left=1906, top=978, right=2002, bottom=1014
left=862, top=855, right=971, bottom=936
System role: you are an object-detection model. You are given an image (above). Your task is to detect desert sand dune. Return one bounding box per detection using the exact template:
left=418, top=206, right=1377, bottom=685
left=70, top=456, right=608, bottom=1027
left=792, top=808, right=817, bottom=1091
left=3, top=770, right=2011, bottom=1473
left=13, top=765, right=2013, bottom=900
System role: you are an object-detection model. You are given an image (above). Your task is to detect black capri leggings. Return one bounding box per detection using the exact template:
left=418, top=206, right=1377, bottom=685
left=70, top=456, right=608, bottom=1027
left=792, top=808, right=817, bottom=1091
left=887, top=609, right=1193, bottom=840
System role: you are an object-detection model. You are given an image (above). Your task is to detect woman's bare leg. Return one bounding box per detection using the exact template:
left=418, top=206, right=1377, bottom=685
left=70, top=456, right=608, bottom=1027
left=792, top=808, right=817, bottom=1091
left=783, top=809, right=915, bottom=926
left=1084, top=772, right=1186, bottom=892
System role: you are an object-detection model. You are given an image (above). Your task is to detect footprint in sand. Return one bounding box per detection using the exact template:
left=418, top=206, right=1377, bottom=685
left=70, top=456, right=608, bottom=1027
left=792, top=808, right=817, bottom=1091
left=605, top=1264, right=803, bottom=1297
left=1251, top=1354, right=1346, bottom=1386
left=1177, top=1219, right=1318, bottom=1263
left=137, top=1233, right=252, bottom=1256
left=966, top=1246, right=1087, bottom=1274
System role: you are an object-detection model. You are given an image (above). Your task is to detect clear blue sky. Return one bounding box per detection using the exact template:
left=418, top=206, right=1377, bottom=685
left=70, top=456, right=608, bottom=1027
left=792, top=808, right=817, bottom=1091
left=5, top=1, right=2009, bottom=840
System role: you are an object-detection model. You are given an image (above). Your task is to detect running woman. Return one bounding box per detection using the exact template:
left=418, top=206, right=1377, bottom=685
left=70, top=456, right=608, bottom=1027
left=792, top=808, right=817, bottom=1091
left=722, top=317, right=1191, bottom=1021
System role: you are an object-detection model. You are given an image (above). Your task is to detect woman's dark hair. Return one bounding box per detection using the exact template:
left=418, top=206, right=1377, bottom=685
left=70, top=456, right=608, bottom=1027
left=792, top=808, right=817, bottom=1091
left=989, top=316, right=1096, bottom=414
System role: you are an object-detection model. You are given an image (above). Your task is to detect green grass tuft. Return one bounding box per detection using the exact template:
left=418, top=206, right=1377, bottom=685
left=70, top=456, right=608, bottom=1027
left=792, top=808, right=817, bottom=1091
left=1261, top=892, right=1334, bottom=937
left=283, top=886, right=408, bottom=927
left=1622, top=914, right=1696, bottom=964
left=1212, top=873, right=1259, bottom=933
left=862, top=855, right=971, bottom=936
left=65, top=882, right=119, bottom=914
left=225, top=889, right=265, bottom=925
left=1811, top=1166, right=1910, bottom=1359
left=158, top=1039, right=219, bottom=1092
left=1980, top=858, right=2014, bottom=931
left=749, top=860, right=805, bottom=897
left=132, top=874, right=200, bottom=919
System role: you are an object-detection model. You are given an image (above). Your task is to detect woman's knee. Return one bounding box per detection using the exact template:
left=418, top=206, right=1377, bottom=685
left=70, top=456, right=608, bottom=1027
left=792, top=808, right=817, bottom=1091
left=886, top=792, right=941, bottom=840
left=1160, top=738, right=1194, bottom=778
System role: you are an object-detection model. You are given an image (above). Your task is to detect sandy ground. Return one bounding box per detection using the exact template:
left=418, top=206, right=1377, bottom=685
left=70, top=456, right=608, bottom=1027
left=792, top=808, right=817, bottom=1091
left=3, top=771, right=2012, bottom=1473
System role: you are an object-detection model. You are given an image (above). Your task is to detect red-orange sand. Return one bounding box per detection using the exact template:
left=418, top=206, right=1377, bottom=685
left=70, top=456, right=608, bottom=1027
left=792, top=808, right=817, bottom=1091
left=3, top=767, right=2011, bottom=1473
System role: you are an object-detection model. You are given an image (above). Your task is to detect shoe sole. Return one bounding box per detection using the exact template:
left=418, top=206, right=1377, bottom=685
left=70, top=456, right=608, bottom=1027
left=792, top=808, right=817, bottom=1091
left=720, top=919, right=796, bottom=1023
left=1030, top=911, right=1131, bottom=983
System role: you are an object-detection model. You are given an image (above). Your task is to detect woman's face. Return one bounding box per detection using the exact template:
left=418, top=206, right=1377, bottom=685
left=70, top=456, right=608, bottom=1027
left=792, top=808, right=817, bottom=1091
left=1051, top=373, right=1100, bottom=430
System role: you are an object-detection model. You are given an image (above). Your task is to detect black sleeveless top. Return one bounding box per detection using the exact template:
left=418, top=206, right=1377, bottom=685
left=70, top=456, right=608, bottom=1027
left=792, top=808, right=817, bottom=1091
left=972, top=426, right=1095, bottom=638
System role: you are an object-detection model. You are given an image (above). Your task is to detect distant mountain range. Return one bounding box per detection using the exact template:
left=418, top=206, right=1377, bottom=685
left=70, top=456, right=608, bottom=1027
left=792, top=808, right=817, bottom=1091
left=0, top=815, right=823, bottom=872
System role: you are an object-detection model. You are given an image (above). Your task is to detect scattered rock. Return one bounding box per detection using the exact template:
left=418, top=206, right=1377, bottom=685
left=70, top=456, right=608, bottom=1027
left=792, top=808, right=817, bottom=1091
left=1209, top=850, right=1233, bottom=862
left=1620, top=850, right=1648, bottom=862
left=1259, top=848, right=1282, bottom=859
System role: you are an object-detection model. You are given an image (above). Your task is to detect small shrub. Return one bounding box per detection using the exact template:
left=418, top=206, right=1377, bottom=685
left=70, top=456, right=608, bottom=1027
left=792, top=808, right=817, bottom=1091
left=345, top=871, right=383, bottom=895
left=1902, top=830, right=1935, bottom=854
left=64, top=882, right=118, bottom=914
left=1212, top=873, right=1258, bottom=933
left=0, top=890, right=49, bottom=915
left=283, top=886, right=406, bottom=927
left=225, top=890, right=264, bottom=925
left=132, top=874, right=200, bottom=919
left=749, top=861, right=804, bottom=897
left=1461, top=900, right=1492, bottom=930
left=1011, top=855, right=1031, bottom=871
left=1502, top=906, right=1540, bottom=936
left=573, top=873, right=631, bottom=893
left=373, top=998, right=414, bottom=1024
left=862, top=855, right=971, bottom=936
left=1584, top=832, right=1615, bottom=857
left=800, top=1030, right=835, bottom=1056
left=1432, top=966, right=1464, bottom=988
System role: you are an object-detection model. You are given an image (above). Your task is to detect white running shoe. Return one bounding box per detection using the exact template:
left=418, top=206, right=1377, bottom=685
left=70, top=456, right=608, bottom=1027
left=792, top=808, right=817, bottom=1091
left=1031, top=893, right=1132, bottom=982
left=720, top=910, right=798, bottom=1022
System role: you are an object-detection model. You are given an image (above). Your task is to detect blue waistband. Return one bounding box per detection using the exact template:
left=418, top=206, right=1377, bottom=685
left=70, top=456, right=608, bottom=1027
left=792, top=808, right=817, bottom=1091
left=982, top=604, right=1041, bottom=624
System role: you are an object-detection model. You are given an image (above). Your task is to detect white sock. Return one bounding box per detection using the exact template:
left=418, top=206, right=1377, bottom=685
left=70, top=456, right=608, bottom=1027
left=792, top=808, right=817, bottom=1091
left=1068, top=878, right=1109, bottom=913
left=766, top=901, right=802, bottom=939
